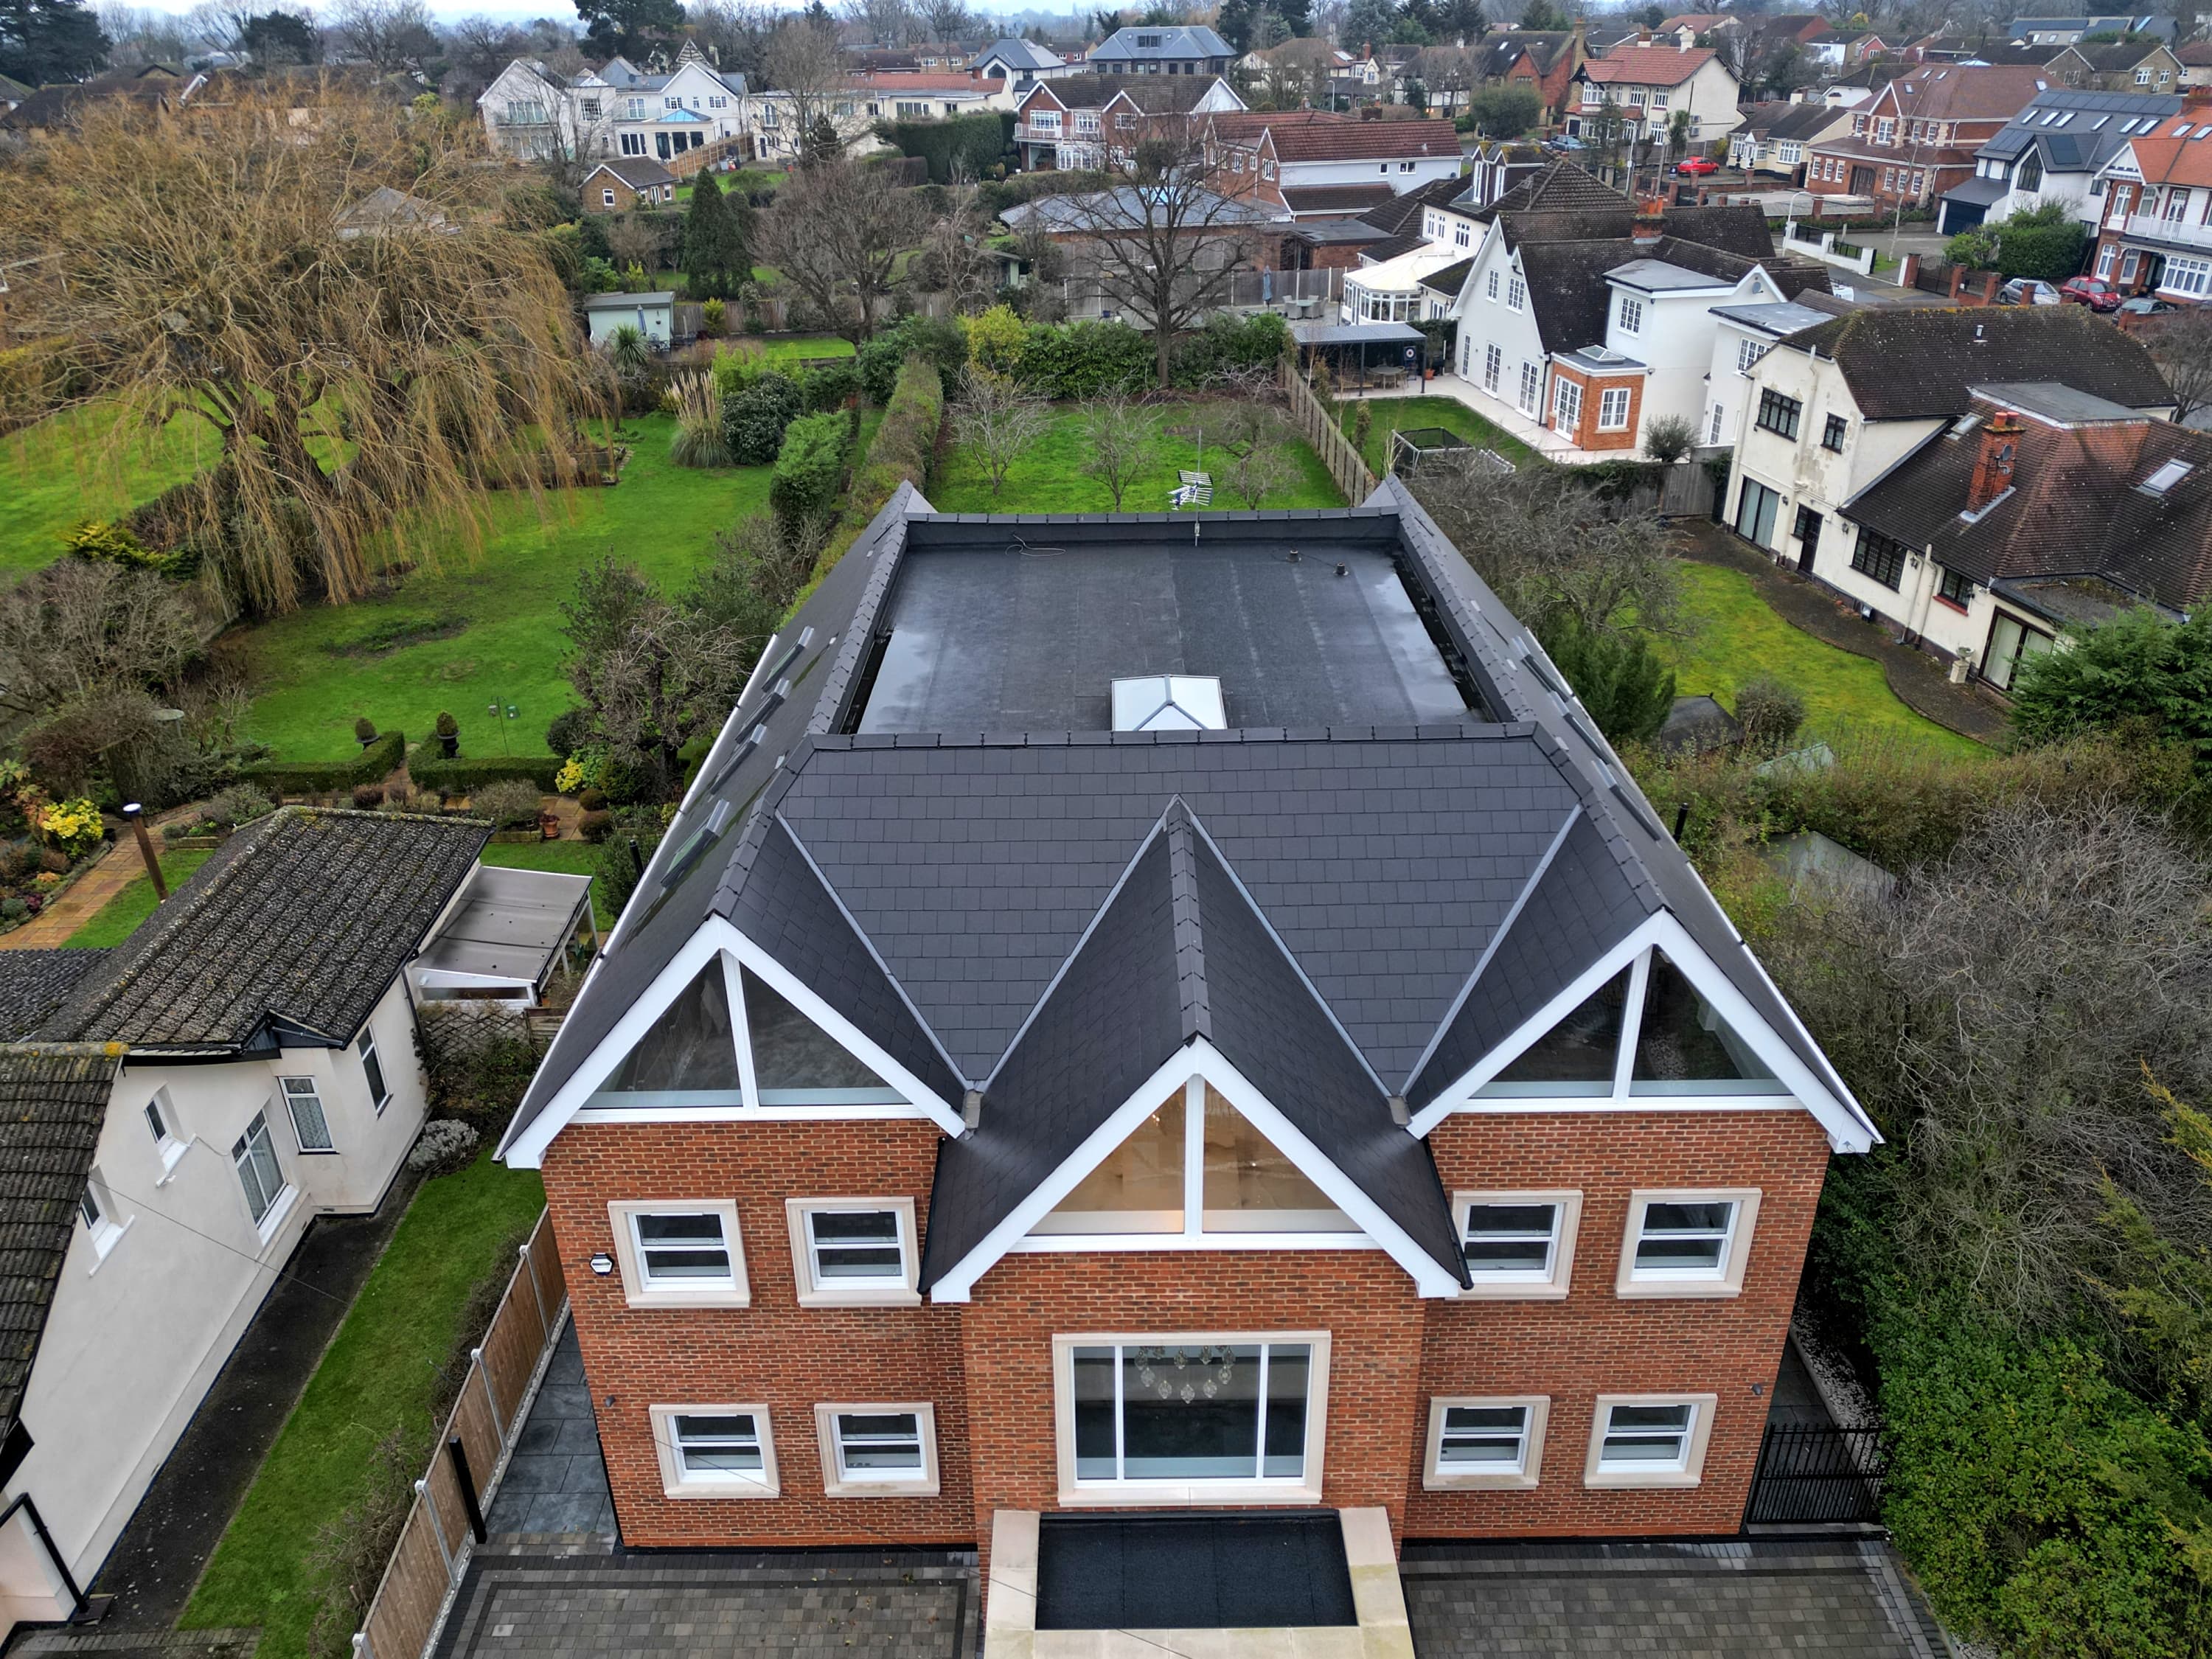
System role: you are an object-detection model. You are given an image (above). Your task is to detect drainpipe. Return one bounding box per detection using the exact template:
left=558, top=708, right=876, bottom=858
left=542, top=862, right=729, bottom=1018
left=122, top=804, right=167, bottom=902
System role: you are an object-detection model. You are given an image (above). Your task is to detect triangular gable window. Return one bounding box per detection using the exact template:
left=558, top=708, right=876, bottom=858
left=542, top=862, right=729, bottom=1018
left=1032, top=1080, right=1357, bottom=1238
left=596, top=963, right=743, bottom=1104
left=1630, top=951, right=1778, bottom=1094
left=1476, top=968, right=1630, bottom=1098
left=741, top=969, right=906, bottom=1106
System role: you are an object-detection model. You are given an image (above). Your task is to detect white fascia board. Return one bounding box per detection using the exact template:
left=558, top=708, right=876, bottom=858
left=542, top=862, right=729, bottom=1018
left=1406, top=914, right=1668, bottom=1136
left=930, top=1040, right=1463, bottom=1303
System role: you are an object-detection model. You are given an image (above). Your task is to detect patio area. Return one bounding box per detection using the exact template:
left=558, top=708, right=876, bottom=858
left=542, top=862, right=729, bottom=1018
left=1341, top=372, right=1627, bottom=466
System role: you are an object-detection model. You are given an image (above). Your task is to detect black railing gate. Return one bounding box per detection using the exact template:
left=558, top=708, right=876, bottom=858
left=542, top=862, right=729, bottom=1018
left=1746, top=1424, right=1888, bottom=1526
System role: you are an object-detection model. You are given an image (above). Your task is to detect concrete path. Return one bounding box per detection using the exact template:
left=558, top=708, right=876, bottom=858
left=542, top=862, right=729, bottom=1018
left=83, top=1181, right=417, bottom=1629
left=484, top=1327, right=617, bottom=1542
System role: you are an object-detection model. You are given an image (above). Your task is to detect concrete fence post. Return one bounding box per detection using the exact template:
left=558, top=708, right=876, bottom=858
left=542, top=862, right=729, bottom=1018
left=521, top=1239, right=552, bottom=1347
left=353, top=1631, right=375, bottom=1659
left=416, top=1478, right=454, bottom=1579
left=472, top=1346, right=505, bottom=1443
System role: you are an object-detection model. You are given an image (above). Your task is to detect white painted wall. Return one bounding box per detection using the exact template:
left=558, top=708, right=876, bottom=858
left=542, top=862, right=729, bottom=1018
left=1450, top=237, right=1553, bottom=417
left=1279, top=154, right=1464, bottom=192
left=1, top=978, right=427, bottom=1609
left=1606, top=270, right=1778, bottom=437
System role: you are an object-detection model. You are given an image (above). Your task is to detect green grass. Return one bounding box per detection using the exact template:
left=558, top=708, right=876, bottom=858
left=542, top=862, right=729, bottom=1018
left=60, top=848, right=216, bottom=947
left=480, top=839, right=611, bottom=930
left=0, top=404, right=218, bottom=573
left=232, top=415, right=773, bottom=762
left=1657, top=563, right=1986, bottom=758
left=722, top=335, right=855, bottom=366
left=1338, top=395, right=1535, bottom=473
left=931, top=405, right=1346, bottom=513
left=181, top=1152, right=546, bottom=1659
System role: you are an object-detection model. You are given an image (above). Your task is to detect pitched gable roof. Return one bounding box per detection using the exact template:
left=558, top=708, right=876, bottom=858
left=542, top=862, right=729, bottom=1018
left=587, top=156, right=678, bottom=190
left=1581, top=43, right=1722, bottom=87
left=1473, top=159, right=1630, bottom=219
left=1090, top=23, right=1231, bottom=61
left=1879, top=62, right=2055, bottom=120
left=1475, top=30, right=1576, bottom=77
left=0, top=953, right=108, bottom=1043
left=1784, top=306, right=2173, bottom=419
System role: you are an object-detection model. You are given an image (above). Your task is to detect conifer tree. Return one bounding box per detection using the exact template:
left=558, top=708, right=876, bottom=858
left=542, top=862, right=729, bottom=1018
left=681, top=171, right=751, bottom=300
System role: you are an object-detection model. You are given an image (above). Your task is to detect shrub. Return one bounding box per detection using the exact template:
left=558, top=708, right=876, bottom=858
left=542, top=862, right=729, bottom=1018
left=2010, top=606, right=2212, bottom=771
left=831, top=355, right=945, bottom=568
left=243, top=730, right=404, bottom=796
left=578, top=807, right=613, bottom=842
left=407, top=754, right=564, bottom=797
left=352, top=717, right=378, bottom=745
left=720, top=372, right=803, bottom=465
left=435, top=710, right=459, bottom=740
left=769, top=411, right=849, bottom=526
left=1732, top=675, right=1806, bottom=748
left=1013, top=318, right=1152, bottom=398
left=466, top=778, right=546, bottom=827
left=1167, top=313, right=1290, bottom=389
left=881, top=109, right=1012, bottom=183
left=962, top=303, right=1027, bottom=375
left=543, top=706, right=588, bottom=757
left=62, top=517, right=192, bottom=578
left=350, top=783, right=385, bottom=809
left=858, top=316, right=969, bottom=403
left=797, top=360, right=860, bottom=413
left=406, top=1118, right=481, bottom=1175
left=700, top=296, right=727, bottom=336
left=577, top=786, right=608, bottom=813
left=201, top=782, right=275, bottom=829
left=591, top=807, right=668, bottom=918
left=1540, top=617, right=1676, bottom=745
left=1641, top=413, right=1700, bottom=465
left=38, top=798, right=105, bottom=858
left=668, top=372, right=733, bottom=468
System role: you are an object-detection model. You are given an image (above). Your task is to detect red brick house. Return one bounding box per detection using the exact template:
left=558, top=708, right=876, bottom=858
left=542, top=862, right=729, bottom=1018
left=1472, top=27, right=1588, bottom=126
left=2088, top=109, right=2212, bottom=299
left=497, top=487, right=1878, bottom=1621
left=1803, top=63, right=2051, bottom=207
left=1011, top=74, right=1244, bottom=171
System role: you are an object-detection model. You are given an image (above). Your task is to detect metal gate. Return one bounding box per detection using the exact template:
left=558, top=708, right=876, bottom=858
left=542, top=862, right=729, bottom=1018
left=1745, top=1425, right=1888, bottom=1525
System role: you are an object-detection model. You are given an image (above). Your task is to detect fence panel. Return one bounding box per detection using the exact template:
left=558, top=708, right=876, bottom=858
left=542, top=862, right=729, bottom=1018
left=355, top=1208, right=568, bottom=1659
left=1279, top=360, right=1377, bottom=507
left=1658, top=462, right=1717, bottom=518
left=1745, top=1425, right=1888, bottom=1525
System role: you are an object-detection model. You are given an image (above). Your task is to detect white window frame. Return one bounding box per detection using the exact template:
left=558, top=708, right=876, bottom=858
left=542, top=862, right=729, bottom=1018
left=785, top=1197, right=921, bottom=1308
left=1506, top=274, right=1526, bottom=310
left=1615, top=1189, right=1760, bottom=1298
left=1618, top=295, right=1644, bottom=334
left=1453, top=1191, right=1581, bottom=1299
left=815, top=1402, right=940, bottom=1495
left=1553, top=375, right=1583, bottom=432
left=144, top=1088, right=187, bottom=1176
left=77, top=1171, right=129, bottom=1263
left=602, top=188, right=616, bottom=206
left=1423, top=1395, right=1549, bottom=1489
left=608, top=1198, right=750, bottom=1308
left=1598, top=386, right=1632, bottom=432
left=1050, top=1331, right=1331, bottom=1506
left=1486, top=269, right=1500, bottom=301
left=281, top=1076, right=335, bottom=1154
left=232, top=1110, right=291, bottom=1237
left=650, top=1402, right=779, bottom=1498
left=1584, top=1393, right=1719, bottom=1488
left=358, top=1026, right=390, bottom=1114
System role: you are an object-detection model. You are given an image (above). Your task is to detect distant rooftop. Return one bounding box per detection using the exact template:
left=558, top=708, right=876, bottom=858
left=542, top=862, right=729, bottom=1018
left=1711, top=300, right=1838, bottom=336
left=1969, top=380, right=2150, bottom=425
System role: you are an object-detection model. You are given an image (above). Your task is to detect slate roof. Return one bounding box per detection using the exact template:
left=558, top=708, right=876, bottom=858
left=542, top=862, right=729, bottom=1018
left=1841, top=389, right=2212, bottom=613
left=1358, top=172, right=1474, bottom=236
left=1473, top=159, right=1632, bottom=220
left=1781, top=306, right=2173, bottom=420
left=1738, top=100, right=1846, bottom=142
left=1512, top=228, right=1820, bottom=356
left=1879, top=63, right=2056, bottom=122
left=36, top=809, right=488, bottom=1054
left=1422, top=257, right=1475, bottom=295
left=0, top=1045, right=123, bottom=1448
left=1029, top=73, right=1222, bottom=112
left=1475, top=31, right=1576, bottom=79
left=1282, top=183, right=1397, bottom=213
left=1089, top=24, right=1232, bottom=64
left=501, top=487, right=1876, bottom=1287
left=0, top=953, right=108, bottom=1043
left=1269, top=118, right=1462, bottom=162
left=973, top=38, right=1064, bottom=72
left=1975, top=86, right=2176, bottom=173
left=587, top=156, right=678, bottom=190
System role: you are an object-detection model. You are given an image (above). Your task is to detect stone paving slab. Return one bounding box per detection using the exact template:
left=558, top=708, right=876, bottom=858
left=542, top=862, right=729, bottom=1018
left=1399, top=1539, right=1946, bottom=1659
left=433, top=1554, right=975, bottom=1659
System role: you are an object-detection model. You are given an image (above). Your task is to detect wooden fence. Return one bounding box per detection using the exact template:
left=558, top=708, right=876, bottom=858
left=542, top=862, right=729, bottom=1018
left=1279, top=360, right=1378, bottom=507
left=352, top=1208, right=568, bottom=1659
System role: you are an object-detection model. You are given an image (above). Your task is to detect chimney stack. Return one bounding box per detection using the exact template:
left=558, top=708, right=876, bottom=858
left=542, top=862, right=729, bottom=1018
left=1632, top=192, right=1666, bottom=246
left=1967, top=408, right=2022, bottom=514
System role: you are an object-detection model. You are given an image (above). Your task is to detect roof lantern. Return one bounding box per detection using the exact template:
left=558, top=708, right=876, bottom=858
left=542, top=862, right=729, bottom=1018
left=1111, top=675, right=1228, bottom=731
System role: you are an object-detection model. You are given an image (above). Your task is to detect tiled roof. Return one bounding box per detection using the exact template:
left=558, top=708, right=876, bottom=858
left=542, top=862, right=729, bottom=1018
left=0, top=953, right=108, bottom=1043
left=1089, top=24, right=1231, bottom=61
left=0, top=1044, right=122, bottom=1447
left=2121, top=127, right=2212, bottom=187
left=1497, top=201, right=1777, bottom=260
left=588, top=156, right=676, bottom=189
left=1029, top=73, right=1222, bottom=111
left=1265, top=117, right=1461, bottom=162
left=1514, top=232, right=1806, bottom=355
left=973, top=38, right=1063, bottom=71
left=1475, top=159, right=1630, bottom=218
left=1882, top=63, right=2056, bottom=120
left=1843, top=392, right=2212, bottom=612
left=38, top=808, right=488, bottom=1054
left=1357, top=172, right=1472, bottom=234
left=1581, top=44, right=1721, bottom=87
left=1783, top=306, right=2173, bottom=420
left=2065, top=41, right=2172, bottom=69
left=1475, top=30, right=1576, bottom=77
left=1281, top=183, right=1397, bottom=213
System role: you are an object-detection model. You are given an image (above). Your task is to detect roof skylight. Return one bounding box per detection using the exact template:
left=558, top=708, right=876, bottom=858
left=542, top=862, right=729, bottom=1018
left=1111, top=675, right=1228, bottom=731
left=2142, top=458, right=2193, bottom=494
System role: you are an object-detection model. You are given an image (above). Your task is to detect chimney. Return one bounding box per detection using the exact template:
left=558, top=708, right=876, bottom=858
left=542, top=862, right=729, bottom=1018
left=1632, top=193, right=1666, bottom=246
left=2187, top=83, right=2212, bottom=113
left=1637, top=25, right=1652, bottom=44
left=1967, top=408, right=2022, bottom=513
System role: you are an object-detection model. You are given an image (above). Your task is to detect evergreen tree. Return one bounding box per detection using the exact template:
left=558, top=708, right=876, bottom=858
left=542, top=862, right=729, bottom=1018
left=573, top=0, right=681, bottom=62
left=1343, top=0, right=1398, bottom=49
left=1538, top=615, right=1676, bottom=745
left=1216, top=0, right=1255, bottom=50
left=681, top=171, right=751, bottom=300
left=1519, top=0, right=1568, bottom=29
left=1276, top=0, right=1312, bottom=35
left=240, top=9, right=318, bottom=65
left=0, top=0, right=109, bottom=85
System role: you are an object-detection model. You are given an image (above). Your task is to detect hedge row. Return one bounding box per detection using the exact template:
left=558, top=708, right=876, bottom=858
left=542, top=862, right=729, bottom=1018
left=879, top=111, right=1012, bottom=184
left=805, top=353, right=947, bottom=595
left=771, top=411, right=851, bottom=524
left=243, top=730, right=404, bottom=795
left=408, top=754, right=566, bottom=796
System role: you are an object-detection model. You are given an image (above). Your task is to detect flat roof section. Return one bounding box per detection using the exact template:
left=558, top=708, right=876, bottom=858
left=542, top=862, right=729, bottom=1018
left=857, top=534, right=1474, bottom=733
left=1035, top=1512, right=1357, bottom=1631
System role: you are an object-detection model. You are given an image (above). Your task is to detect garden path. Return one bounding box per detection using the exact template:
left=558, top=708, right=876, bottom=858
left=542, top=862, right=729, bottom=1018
left=0, top=813, right=189, bottom=950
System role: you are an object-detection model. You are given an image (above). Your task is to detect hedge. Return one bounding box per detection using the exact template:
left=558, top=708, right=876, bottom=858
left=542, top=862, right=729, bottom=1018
left=880, top=111, right=1013, bottom=183
left=769, top=411, right=850, bottom=524
left=805, top=354, right=946, bottom=594
left=243, top=730, right=404, bottom=795
left=858, top=316, right=969, bottom=403
left=408, top=754, right=566, bottom=796
left=1014, top=319, right=1154, bottom=397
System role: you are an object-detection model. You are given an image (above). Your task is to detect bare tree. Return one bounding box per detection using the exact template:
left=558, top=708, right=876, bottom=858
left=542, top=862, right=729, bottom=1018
left=761, top=13, right=851, bottom=146
left=952, top=367, right=1051, bottom=497
left=1220, top=400, right=1297, bottom=508
left=756, top=156, right=922, bottom=344
left=914, top=0, right=973, bottom=41
left=603, top=210, right=672, bottom=274
left=2143, top=310, right=2212, bottom=425
left=840, top=0, right=914, bottom=44
left=0, top=89, right=604, bottom=613
left=446, top=13, right=528, bottom=83
left=688, top=0, right=775, bottom=82
left=915, top=173, right=1000, bottom=312
left=329, top=0, right=435, bottom=68
left=0, top=561, right=201, bottom=719
left=1048, top=133, right=1264, bottom=389
left=1079, top=392, right=1156, bottom=510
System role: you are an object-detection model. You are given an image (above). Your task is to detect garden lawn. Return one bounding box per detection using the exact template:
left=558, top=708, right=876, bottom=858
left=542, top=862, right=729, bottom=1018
left=723, top=335, right=855, bottom=367
left=931, top=404, right=1346, bottom=513
left=0, top=404, right=217, bottom=573
left=61, top=849, right=215, bottom=948
left=232, top=415, right=772, bottom=762
left=1338, top=395, right=1535, bottom=473
left=480, top=839, right=611, bottom=930
left=1657, top=563, right=1986, bottom=758
left=181, top=1152, right=546, bottom=1659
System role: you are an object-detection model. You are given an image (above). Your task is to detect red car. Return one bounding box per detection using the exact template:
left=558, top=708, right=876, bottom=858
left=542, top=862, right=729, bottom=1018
left=1674, top=156, right=1720, bottom=175
left=2059, top=276, right=2121, bottom=313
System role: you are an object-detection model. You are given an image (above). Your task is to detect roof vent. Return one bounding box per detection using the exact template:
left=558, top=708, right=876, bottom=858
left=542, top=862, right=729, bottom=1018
left=1111, top=675, right=1228, bottom=732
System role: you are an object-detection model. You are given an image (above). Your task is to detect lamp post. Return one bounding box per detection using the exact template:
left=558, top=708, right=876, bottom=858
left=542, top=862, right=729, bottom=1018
left=486, top=700, right=519, bottom=757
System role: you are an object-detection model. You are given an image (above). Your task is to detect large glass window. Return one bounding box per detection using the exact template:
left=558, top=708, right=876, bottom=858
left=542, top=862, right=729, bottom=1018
left=1071, top=1340, right=1314, bottom=1485
left=232, top=1112, right=286, bottom=1227
left=1037, top=1088, right=1184, bottom=1233
left=742, top=970, right=905, bottom=1105
left=1201, top=1085, right=1352, bottom=1231
left=599, top=964, right=743, bottom=1102
left=1478, top=969, right=1628, bottom=1096
left=1851, top=528, right=1909, bottom=591
left=1630, top=953, right=1780, bottom=1093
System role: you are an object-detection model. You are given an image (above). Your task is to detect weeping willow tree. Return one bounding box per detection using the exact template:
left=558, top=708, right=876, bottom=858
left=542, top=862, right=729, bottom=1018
left=0, top=87, right=610, bottom=613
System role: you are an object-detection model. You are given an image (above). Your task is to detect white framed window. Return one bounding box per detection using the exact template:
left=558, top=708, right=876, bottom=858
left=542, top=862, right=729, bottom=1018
left=608, top=1199, right=750, bottom=1307
left=1615, top=1189, right=1760, bottom=1298
left=1052, top=1333, right=1329, bottom=1506
left=1598, top=386, right=1632, bottom=431
left=815, top=1404, right=939, bottom=1495
left=1455, top=1192, right=1580, bottom=1298
left=1424, top=1396, right=1548, bottom=1489
left=232, top=1111, right=288, bottom=1231
left=280, top=1077, right=335, bottom=1153
left=143, top=1089, right=186, bottom=1173
left=1077, top=112, right=1100, bottom=134
left=1506, top=274, right=1526, bottom=310
left=1585, top=1394, right=1718, bottom=1487
left=1618, top=295, right=1644, bottom=334
left=1484, top=342, right=1502, bottom=393
left=357, top=1028, right=390, bottom=1114
left=602, top=188, right=616, bottom=206
left=1553, top=375, right=1583, bottom=433
left=1486, top=270, right=1500, bottom=301
left=786, top=1198, right=921, bottom=1307
left=1736, top=337, right=1765, bottom=374
left=650, top=1404, right=779, bottom=1498
left=77, top=1171, right=128, bottom=1262
left=1518, top=360, right=1541, bottom=415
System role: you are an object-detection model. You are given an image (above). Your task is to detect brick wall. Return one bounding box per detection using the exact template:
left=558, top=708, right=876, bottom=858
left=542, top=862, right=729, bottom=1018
left=1411, top=1110, right=1831, bottom=1537
left=542, top=1121, right=974, bottom=1548
left=1547, top=365, right=1642, bottom=453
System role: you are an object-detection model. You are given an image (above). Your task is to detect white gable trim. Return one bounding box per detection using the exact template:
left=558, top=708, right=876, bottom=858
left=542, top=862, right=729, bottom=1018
left=501, top=917, right=964, bottom=1167
left=929, top=1039, right=1464, bottom=1303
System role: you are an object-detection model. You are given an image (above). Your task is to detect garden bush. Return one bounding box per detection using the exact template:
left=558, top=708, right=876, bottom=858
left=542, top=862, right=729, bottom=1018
left=578, top=807, right=614, bottom=843
left=834, top=355, right=945, bottom=563
left=408, top=754, right=563, bottom=798
left=406, top=1119, right=481, bottom=1176
left=880, top=110, right=1012, bottom=182
left=350, top=784, right=384, bottom=809
left=462, top=778, right=546, bottom=828
left=858, top=316, right=969, bottom=402
left=1168, top=313, right=1290, bottom=389
left=1013, top=318, right=1153, bottom=398
left=543, top=707, right=588, bottom=759
left=591, top=807, right=669, bottom=918
left=1732, top=675, right=1806, bottom=748
left=577, top=787, right=608, bottom=813
left=769, top=411, right=849, bottom=526
left=243, top=730, right=403, bottom=796
left=796, top=360, right=860, bottom=413
left=720, top=372, right=804, bottom=466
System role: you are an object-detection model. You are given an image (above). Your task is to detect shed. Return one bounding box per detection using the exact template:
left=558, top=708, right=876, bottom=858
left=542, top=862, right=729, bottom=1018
left=408, top=865, right=597, bottom=1005
left=584, top=291, right=678, bottom=348
left=1290, top=319, right=1425, bottom=386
